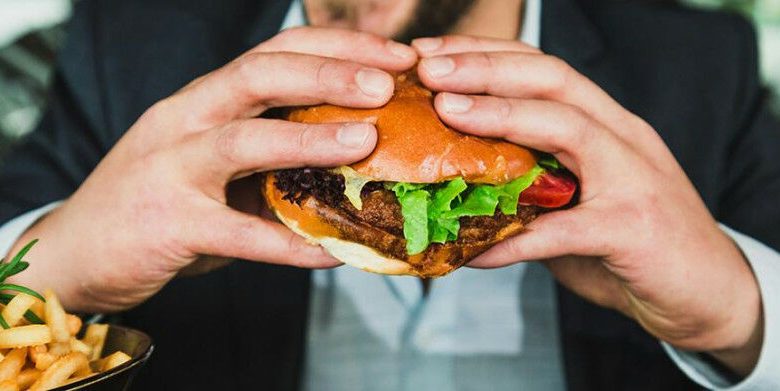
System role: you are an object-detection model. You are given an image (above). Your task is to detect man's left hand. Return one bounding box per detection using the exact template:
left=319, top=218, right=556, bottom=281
left=412, top=35, right=762, bottom=376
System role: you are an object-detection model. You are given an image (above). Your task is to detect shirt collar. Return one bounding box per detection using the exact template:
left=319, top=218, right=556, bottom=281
left=281, top=0, right=543, bottom=47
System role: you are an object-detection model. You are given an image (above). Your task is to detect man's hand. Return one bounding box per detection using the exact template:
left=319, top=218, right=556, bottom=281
left=412, top=35, right=762, bottom=375
left=8, top=27, right=417, bottom=313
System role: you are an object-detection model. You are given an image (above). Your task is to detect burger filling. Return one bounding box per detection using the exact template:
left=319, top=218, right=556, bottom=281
left=273, top=158, right=570, bottom=256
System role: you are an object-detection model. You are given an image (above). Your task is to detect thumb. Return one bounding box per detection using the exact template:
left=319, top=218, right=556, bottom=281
left=467, top=208, right=606, bottom=268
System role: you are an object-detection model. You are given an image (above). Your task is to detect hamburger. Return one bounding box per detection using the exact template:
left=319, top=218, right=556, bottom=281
left=263, top=71, right=577, bottom=278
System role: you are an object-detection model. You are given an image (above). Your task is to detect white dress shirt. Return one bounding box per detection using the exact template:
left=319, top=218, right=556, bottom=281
left=1, top=0, right=778, bottom=389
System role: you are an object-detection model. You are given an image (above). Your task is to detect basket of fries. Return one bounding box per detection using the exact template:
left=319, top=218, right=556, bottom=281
left=0, top=240, right=153, bottom=390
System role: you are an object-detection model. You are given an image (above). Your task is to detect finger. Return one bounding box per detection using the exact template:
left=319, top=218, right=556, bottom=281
left=417, top=52, right=663, bottom=154
left=412, top=35, right=540, bottom=57
left=467, top=208, right=607, bottom=268
left=189, top=205, right=342, bottom=269
left=253, top=27, right=417, bottom=70
left=183, top=119, right=377, bottom=182
left=170, top=52, right=395, bottom=129
left=434, top=93, right=628, bottom=179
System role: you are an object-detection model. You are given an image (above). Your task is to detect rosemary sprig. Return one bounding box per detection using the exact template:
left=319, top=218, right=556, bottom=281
left=0, top=239, right=46, bottom=328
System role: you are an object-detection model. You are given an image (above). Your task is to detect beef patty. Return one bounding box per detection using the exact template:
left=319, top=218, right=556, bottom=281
left=272, top=168, right=539, bottom=271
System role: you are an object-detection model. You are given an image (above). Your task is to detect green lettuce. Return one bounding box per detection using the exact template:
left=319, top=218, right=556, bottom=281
left=390, top=164, right=546, bottom=255
left=391, top=182, right=433, bottom=254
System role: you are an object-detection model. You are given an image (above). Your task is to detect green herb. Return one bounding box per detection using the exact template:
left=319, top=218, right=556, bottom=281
left=0, top=239, right=46, bottom=328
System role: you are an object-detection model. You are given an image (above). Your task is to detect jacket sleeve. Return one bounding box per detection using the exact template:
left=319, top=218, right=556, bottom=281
left=714, top=17, right=780, bottom=251
left=0, top=0, right=113, bottom=224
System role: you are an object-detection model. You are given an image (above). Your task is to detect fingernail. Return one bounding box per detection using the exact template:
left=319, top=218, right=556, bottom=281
left=356, top=68, right=392, bottom=97
left=421, top=56, right=455, bottom=78
left=440, top=93, right=473, bottom=113
left=337, top=123, right=372, bottom=147
left=386, top=41, right=415, bottom=60
left=413, top=37, right=443, bottom=53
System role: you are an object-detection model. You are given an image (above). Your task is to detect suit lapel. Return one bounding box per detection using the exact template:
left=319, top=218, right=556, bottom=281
left=539, top=0, right=633, bottom=389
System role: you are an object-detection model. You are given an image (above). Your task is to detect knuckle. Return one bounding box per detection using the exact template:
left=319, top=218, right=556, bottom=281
left=562, top=105, right=595, bottom=146
left=225, top=218, right=258, bottom=254
left=443, top=34, right=471, bottom=47
left=476, top=51, right=497, bottom=69
left=499, top=237, right=527, bottom=261
left=214, top=123, right=246, bottom=164
left=474, top=52, right=500, bottom=91
left=354, top=31, right=385, bottom=49
left=234, top=53, right=265, bottom=88
left=544, top=55, right=573, bottom=94
left=494, top=97, right=516, bottom=123
left=313, top=58, right=331, bottom=93
left=141, top=98, right=173, bottom=124
left=284, top=232, right=308, bottom=263
left=634, top=116, right=658, bottom=136
left=295, top=124, right=320, bottom=153
left=314, top=58, right=358, bottom=96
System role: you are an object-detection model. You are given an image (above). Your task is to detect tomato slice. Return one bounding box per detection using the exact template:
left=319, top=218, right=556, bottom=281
left=518, top=171, right=577, bottom=208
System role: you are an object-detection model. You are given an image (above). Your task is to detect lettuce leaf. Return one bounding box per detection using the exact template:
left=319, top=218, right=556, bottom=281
left=441, top=186, right=500, bottom=219
left=391, top=182, right=427, bottom=198
left=429, top=178, right=467, bottom=244
left=495, top=164, right=545, bottom=215
left=390, top=165, right=547, bottom=255
left=391, top=184, right=431, bottom=255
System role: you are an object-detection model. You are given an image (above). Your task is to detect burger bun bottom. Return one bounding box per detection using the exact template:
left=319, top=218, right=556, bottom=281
left=274, top=209, right=415, bottom=276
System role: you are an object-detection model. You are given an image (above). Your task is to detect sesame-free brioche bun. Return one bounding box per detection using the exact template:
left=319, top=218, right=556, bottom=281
left=287, top=72, right=537, bottom=184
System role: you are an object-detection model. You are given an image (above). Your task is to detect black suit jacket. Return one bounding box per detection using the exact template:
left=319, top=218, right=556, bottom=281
left=1, top=0, right=778, bottom=389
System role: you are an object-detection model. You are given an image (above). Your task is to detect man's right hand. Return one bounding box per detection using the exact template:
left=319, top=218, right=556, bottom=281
left=6, top=27, right=417, bottom=313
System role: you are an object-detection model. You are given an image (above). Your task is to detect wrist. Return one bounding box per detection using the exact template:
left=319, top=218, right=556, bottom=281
left=708, top=308, right=764, bottom=378
left=698, top=235, right=763, bottom=377
left=5, top=205, right=89, bottom=312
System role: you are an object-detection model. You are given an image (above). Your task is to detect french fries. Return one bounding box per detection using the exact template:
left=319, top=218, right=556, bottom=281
left=97, top=351, right=131, bottom=372
left=42, top=292, right=68, bottom=344
left=28, top=352, right=88, bottom=391
left=0, top=326, right=51, bottom=349
left=68, top=339, right=90, bottom=356
left=0, top=380, right=18, bottom=391
left=0, top=349, right=25, bottom=382
left=28, top=346, right=55, bottom=371
left=16, top=369, right=40, bottom=390
left=81, top=324, right=108, bottom=361
left=1, top=295, right=36, bottom=328
left=65, top=316, right=81, bottom=337
left=0, top=291, right=131, bottom=390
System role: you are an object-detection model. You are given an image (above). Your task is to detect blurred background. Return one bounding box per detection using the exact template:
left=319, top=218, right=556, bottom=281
left=0, top=0, right=778, bottom=148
